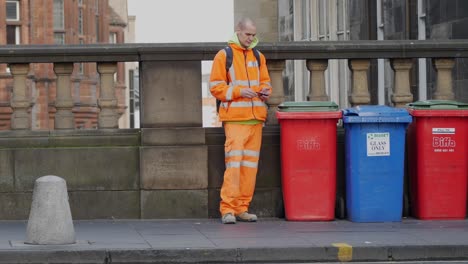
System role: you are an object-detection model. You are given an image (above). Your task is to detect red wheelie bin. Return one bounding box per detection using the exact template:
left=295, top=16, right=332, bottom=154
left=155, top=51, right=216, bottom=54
left=407, top=100, right=468, bottom=219
left=276, top=101, right=342, bottom=221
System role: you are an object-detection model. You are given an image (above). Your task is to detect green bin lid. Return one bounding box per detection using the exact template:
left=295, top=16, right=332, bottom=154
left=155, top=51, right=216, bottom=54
left=407, top=100, right=468, bottom=109
left=278, top=101, right=339, bottom=112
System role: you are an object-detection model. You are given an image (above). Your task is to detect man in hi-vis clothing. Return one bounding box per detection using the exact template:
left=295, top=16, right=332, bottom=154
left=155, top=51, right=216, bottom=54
left=210, top=17, right=272, bottom=224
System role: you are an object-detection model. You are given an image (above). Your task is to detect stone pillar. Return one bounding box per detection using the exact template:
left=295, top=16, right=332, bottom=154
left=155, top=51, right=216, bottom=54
left=391, top=59, right=414, bottom=107
left=349, top=59, right=371, bottom=106
left=97, top=62, right=118, bottom=128
left=306, top=60, right=329, bottom=101
left=139, top=61, right=207, bottom=218
left=266, top=59, right=285, bottom=125
left=9, top=63, right=31, bottom=130
left=53, top=63, right=75, bottom=129
left=433, top=58, right=455, bottom=100
left=25, top=175, right=75, bottom=245
left=140, top=61, right=202, bottom=127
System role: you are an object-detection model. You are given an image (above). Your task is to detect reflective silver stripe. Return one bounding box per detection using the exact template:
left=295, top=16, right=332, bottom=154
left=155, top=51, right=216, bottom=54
left=243, top=149, right=260, bottom=157
left=225, top=149, right=260, bottom=158
left=236, top=80, right=249, bottom=86
left=229, top=64, right=236, bottom=84
left=256, top=63, right=260, bottom=84
left=226, top=84, right=234, bottom=101
left=226, top=161, right=240, bottom=168
left=249, top=80, right=259, bottom=86
left=228, top=101, right=267, bottom=108
left=225, top=150, right=243, bottom=158
left=226, top=161, right=258, bottom=169
left=241, top=161, right=258, bottom=168
left=229, top=79, right=259, bottom=87
left=248, top=61, right=259, bottom=67
left=221, top=102, right=229, bottom=108
left=262, top=82, right=272, bottom=87
left=231, top=80, right=259, bottom=87
left=209, top=80, right=225, bottom=88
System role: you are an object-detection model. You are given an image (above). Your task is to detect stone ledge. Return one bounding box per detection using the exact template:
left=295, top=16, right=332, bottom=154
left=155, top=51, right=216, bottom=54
left=0, top=129, right=140, bottom=148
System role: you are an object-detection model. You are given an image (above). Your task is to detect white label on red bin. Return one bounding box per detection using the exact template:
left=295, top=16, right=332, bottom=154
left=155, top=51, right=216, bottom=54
left=432, top=128, right=455, bottom=134
left=432, top=128, right=456, bottom=153
left=367, top=132, right=390, bottom=156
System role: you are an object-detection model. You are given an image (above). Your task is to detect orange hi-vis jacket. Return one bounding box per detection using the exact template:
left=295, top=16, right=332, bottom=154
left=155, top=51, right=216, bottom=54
left=210, top=43, right=272, bottom=122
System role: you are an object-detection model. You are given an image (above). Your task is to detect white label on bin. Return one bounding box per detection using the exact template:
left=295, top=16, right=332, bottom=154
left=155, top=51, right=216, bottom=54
left=432, top=128, right=455, bottom=134
left=432, top=128, right=456, bottom=153
left=367, top=132, right=390, bottom=156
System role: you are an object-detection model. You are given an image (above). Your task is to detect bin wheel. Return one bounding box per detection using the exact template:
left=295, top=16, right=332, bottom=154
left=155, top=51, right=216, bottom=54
left=336, top=197, right=345, bottom=219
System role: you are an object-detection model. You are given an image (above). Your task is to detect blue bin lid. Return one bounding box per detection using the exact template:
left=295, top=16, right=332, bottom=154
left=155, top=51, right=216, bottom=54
left=342, top=105, right=412, bottom=123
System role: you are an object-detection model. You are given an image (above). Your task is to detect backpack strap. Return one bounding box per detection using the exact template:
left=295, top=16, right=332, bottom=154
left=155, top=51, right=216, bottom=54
left=224, top=46, right=261, bottom=74
left=252, top=48, right=261, bottom=68
left=224, top=46, right=233, bottom=75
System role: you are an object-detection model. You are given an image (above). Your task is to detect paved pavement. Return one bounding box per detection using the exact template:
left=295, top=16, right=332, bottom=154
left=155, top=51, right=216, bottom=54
left=1, top=217, right=468, bottom=263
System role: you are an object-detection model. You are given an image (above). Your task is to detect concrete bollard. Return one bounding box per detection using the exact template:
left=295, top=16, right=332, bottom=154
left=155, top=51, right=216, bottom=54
left=25, top=175, right=76, bottom=245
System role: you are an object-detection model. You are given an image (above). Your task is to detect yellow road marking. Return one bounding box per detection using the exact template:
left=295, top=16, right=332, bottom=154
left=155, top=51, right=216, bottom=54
left=332, top=242, right=352, bottom=262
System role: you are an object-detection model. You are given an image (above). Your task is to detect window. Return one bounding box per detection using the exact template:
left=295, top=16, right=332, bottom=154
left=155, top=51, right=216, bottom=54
left=336, top=0, right=349, bottom=41
left=53, top=0, right=65, bottom=44
left=109, top=32, right=117, bottom=43
left=6, top=25, right=20, bottom=44
left=53, top=0, right=64, bottom=29
left=78, top=39, right=84, bottom=74
left=78, top=8, right=83, bottom=35
left=6, top=0, right=19, bottom=21
left=318, top=0, right=329, bottom=40
left=300, top=0, right=311, bottom=40
left=54, top=33, right=65, bottom=44
left=95, top=18, right=100, bottom=42
left=95, top=0, right=100, bottom=42
left=6, top=1, right=20, bottom=44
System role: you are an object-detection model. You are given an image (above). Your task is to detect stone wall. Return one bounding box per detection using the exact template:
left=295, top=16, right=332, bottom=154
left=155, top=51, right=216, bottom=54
left=0, top=127, right=286, bottom=220
left=0, top=130, right=140, bottom=220
left=234, top=0, right=279, bottom=42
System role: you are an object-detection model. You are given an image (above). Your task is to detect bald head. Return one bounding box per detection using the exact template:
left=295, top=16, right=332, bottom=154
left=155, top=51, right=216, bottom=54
left=236, top=18, right=256, bottom=31
left=235, top=18, right=257, bottom=48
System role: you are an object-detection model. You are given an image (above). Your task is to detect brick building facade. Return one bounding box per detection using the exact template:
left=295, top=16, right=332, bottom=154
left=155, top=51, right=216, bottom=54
left=0, top=0, right=128, bottom=130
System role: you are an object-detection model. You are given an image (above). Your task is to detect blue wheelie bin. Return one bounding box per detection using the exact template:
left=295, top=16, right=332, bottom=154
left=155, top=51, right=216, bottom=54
left=342, top=105, right=412, bottom=222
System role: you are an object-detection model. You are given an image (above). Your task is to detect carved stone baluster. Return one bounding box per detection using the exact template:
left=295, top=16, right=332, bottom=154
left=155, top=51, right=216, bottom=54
left=9, top=63, right=31, bottom=130
left=306, top=60, right=329, bottom=101
left=391, top=59, right=414, bottom=107
left=53, top=63, right=75, bottom=129
left=266, top=59, right=285, bottom=125
left=349, top=59, right=371, bottom=106
left=433, top=58, right=455, bottom=100
left=97, top=62, right=118, bottom=129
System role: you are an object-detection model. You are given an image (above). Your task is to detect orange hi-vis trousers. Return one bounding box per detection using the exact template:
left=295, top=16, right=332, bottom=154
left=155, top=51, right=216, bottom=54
left=220, top=123, right=263, bottom=216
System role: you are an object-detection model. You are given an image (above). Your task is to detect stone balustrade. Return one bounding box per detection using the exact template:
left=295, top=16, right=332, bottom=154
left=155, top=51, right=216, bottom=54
left=1, top=40, right=467, bottom=130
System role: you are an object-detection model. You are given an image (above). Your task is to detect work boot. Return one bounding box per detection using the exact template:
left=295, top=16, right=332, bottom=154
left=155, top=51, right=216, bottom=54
left=236, top=212, right=257, bottom=222
left=222, top=213, right=236, bottom=224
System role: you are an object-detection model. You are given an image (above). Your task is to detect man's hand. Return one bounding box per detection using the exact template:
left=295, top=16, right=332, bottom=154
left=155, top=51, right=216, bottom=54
left=240, top=88, right=258, bottom=99
left=257, top=88, right=271, bottom=101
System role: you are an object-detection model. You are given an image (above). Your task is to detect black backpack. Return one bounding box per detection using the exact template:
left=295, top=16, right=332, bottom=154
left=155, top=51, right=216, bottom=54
left=216, top=46, right=261, bottom=113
